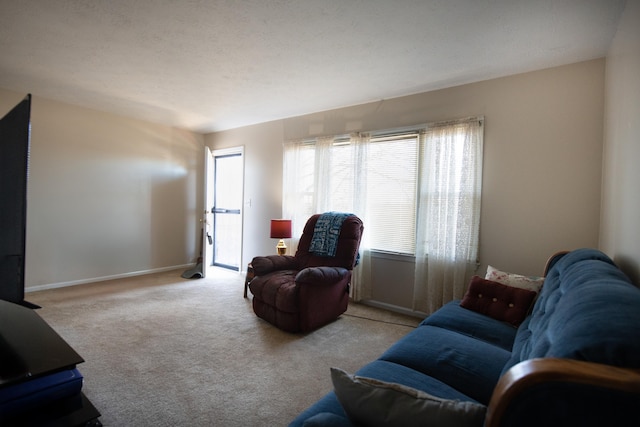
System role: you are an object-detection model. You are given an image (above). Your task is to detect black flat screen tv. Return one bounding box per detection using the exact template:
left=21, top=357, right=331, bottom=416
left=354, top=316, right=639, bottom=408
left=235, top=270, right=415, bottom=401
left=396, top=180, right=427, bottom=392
left=0, top=94, right=34, bottom=307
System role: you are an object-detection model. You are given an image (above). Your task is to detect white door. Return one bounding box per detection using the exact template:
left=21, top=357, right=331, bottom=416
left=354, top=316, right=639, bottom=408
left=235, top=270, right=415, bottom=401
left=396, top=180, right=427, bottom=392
left=211, top=147, right=244, bottom=271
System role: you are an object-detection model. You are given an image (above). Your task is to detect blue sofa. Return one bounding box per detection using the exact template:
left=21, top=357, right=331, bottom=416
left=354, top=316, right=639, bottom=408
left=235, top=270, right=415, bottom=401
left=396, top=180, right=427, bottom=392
left=290, top=248, right=640, bottom=426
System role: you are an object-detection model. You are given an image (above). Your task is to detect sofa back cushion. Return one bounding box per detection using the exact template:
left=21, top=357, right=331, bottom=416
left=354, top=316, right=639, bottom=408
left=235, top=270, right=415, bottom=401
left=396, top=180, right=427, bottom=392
left=502, top=248, right=640, bottom=374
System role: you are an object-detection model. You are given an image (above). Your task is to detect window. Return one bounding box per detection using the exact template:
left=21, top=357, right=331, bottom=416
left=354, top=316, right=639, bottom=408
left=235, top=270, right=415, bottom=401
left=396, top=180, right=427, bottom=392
left=283, top=133, right=418, bottom=255
left=363, top=134, right=418, bottom=254
left=283, top=117, right=483, bottom=258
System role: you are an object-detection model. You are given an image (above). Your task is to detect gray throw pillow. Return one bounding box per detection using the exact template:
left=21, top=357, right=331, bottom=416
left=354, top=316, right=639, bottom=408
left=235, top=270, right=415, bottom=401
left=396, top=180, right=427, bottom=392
left=330, top=367, right=486, bottom=427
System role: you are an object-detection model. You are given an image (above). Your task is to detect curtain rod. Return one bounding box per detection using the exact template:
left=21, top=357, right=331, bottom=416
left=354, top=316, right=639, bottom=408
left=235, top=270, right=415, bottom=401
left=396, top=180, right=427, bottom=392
left=286, top=115, right=483, bottom=144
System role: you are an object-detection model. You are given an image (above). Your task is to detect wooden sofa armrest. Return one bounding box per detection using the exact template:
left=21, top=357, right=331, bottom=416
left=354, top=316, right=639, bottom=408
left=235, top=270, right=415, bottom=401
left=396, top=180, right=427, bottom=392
left=486, top=358, right=640, bottom=427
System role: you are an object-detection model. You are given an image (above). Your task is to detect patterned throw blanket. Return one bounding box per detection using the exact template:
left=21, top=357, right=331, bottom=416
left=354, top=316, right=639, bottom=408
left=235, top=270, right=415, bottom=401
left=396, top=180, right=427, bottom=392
left=309, top=212, right=351, bottom=257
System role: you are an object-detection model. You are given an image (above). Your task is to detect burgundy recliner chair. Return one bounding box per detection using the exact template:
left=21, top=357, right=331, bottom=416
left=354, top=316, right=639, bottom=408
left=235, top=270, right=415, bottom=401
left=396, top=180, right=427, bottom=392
left=248, top=213, right=363, bottom=333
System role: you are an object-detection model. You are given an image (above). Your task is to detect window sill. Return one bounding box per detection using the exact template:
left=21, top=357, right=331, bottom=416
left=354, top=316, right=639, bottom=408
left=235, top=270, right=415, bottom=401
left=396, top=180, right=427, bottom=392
left=369, top=250, right=415, bottom=263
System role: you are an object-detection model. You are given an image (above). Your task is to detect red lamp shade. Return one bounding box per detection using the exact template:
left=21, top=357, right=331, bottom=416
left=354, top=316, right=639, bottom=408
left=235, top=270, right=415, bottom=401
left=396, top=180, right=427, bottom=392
left=270, top=219, right=292, bottom=239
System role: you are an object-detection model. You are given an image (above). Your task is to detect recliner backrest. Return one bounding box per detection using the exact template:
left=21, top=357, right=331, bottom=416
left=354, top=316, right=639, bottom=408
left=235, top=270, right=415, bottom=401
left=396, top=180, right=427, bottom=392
left=294, top=214, right=363, bottom=270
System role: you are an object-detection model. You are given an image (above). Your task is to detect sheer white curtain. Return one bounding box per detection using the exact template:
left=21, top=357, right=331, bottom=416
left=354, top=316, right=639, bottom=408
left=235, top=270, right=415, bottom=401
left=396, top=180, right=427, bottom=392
left=348, top=133, right=371, bottom=302
left=413, top=117, right=484, bottom=315
left=282, top=133, right=372, bottom=301
left=282, top=139, right=314, bottom=254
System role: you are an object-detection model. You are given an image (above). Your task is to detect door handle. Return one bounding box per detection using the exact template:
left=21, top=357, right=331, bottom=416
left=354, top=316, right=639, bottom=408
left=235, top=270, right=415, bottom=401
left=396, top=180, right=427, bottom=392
left=213, top=208, right=241, bottom=214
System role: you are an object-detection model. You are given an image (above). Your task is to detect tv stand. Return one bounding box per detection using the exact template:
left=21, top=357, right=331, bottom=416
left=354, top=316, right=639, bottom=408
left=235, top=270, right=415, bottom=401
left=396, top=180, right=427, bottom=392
left=0, top=299, right=101, bottom=426
left=16, top=299, right=40, bottom=309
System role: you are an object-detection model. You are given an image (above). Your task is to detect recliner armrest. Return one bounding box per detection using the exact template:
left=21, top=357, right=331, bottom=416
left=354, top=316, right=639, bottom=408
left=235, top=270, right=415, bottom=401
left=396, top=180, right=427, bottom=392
left=251, top=255, right=299, bottom=275
left=486, top=358, right=640, bottom=427
left=295, top=266, right=350, bottom=286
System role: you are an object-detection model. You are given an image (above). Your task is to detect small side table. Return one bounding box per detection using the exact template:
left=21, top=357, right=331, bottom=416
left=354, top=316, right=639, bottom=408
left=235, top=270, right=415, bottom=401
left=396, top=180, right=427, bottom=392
left=243, top=263, right=254, bottom=298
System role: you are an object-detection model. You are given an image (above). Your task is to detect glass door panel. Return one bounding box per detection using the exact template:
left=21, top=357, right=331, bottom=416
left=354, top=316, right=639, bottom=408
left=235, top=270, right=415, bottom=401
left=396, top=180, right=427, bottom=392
left=212, top=153, right=243, bottom=270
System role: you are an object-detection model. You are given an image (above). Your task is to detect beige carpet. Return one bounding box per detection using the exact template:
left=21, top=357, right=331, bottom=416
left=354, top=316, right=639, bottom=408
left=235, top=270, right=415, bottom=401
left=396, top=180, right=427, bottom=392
left=27, top=268, right=421, bottom=426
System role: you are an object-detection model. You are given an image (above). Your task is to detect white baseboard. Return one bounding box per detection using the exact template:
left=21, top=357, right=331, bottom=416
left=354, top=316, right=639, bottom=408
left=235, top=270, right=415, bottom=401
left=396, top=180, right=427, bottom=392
left=25, top=264, right=193, bottom=293
left=358, top=299, right=427, bottom=319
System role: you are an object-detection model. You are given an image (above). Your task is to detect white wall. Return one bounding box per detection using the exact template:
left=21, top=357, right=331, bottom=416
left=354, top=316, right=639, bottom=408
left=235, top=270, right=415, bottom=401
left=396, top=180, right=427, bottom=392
left=601, top=0, right=640, bottom=284
left=208, top=59, right=605, bottom=313
left=0, top=89, right=204, bottom=290
left=207, top=120, right=284, bottom=268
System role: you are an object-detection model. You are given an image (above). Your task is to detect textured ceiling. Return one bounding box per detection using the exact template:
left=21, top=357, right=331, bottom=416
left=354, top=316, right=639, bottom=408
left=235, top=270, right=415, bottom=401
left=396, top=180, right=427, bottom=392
left=0, top=0, right=626, bottom=133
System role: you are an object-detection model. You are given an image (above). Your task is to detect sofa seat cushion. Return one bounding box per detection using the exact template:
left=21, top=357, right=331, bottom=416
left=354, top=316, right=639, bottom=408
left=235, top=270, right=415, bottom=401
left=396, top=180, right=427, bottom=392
left=422, top=300, right=518, bottom=350
left=493, top=379, right=640, bottom=427
left=378, top=325, right=511, bottom=404
left=355, top=360, right=482, bottom=402
left=290, top=392, right=348, bottom=427
left=503, top=248, right=640, bottom=374
left=289, top=360, right=482, bottom=427
left=249, top=270, right=299, bottom=312
left=302, top=412, right=352, bottom=427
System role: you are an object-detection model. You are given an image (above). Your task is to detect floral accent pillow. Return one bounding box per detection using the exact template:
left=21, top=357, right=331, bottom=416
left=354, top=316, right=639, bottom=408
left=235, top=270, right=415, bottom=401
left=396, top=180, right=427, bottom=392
left=485, top=265, right=544, bottom=294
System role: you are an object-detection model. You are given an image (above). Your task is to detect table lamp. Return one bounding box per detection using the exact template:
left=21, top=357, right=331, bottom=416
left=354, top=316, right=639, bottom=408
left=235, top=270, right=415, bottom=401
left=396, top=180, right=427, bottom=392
left=270, top=219, right=292, bottom=255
